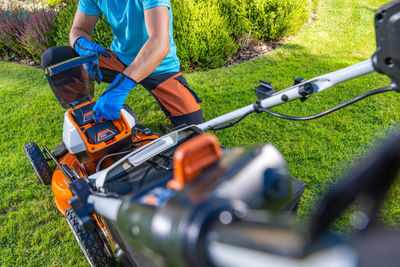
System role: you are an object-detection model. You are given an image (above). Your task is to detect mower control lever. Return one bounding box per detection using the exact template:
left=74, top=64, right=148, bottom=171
left=254, top=80, right=275, bottom=100
left=295, top=78, right=313, bottom=102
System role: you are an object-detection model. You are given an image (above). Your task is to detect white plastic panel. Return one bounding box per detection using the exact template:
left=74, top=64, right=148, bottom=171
left=128, top=132, right=177, bottom=166
left=121, top=109, right=136, bottom=129
left=63, top=111, right=86, bottom=154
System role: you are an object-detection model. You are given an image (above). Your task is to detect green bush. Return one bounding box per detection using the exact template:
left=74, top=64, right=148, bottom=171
left=214, top=0, right=251, bottom=38
left=50, top=0, right=315, bottom=70
left=172, top=0, right=237, bottom=69
left=210, top=0, right=313, bottom=41
left=38, top=0, right=64, bottom=6
left=245, top=0, right=311, bottom=41
left=311, top=0, right=318, bottom=11
left=52, top=0, right=112, bottom=48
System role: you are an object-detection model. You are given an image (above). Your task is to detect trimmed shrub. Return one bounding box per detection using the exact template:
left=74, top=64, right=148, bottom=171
left=172, top=0, right=237, bottom=69
left=215, top=0, right=251, bottom=38
left=52, top=0, right=75, bottom=46
left=52, top=0, right=113, bottom=48
left=211, top=0, right=313, bottom=41
left=245, top=0, right=311, bottom=41
left=20, top=10, right=57, bottom=63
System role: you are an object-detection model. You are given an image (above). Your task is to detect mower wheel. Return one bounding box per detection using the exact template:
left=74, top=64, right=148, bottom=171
left=65, top=208, right=113, bottom=267
left=122, top=104, right=140, bottom=125
left=24, top=142, right=52, bottom=185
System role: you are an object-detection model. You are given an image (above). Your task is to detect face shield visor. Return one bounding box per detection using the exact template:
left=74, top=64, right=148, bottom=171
left=45, top=55, right=97, bottom=109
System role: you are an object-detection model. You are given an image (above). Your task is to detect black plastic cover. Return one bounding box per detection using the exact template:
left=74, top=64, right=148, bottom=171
left=85, top=121, right=120, bottom=144
left=254, top=79, right=275, bottom=100
left=372, top=0, right=400, bottom=87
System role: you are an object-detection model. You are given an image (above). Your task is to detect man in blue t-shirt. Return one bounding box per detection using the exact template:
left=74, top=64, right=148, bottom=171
left=42, top=0, right=204, bottom=127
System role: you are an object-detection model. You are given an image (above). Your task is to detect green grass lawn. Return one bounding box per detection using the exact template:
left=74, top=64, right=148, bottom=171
left=1, top=0, right=400, bottom=265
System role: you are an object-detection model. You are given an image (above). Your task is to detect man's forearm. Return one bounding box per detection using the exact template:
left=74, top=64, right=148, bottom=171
left=69, top=27, right=92, bottom=47
left=69, top=10, right=98, bottom=47
left=123, top=36, right=170, bottom=83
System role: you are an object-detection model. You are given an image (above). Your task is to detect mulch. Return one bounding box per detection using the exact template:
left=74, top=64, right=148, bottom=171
left=225, top=39, right=285, bottom=67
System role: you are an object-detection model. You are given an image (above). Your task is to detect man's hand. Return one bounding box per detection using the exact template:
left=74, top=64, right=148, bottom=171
left=74, top=37, right=111, bottom=83
left=93, top=73, right=137, bottom=121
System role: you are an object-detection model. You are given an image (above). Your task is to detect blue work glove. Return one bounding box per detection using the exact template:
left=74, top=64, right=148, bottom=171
left=73, top=37, right=111, bottom=84
left=93, top=73, right=137, bottom=121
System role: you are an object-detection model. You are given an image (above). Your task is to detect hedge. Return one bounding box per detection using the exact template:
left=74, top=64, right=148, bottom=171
left=172, top=0, right=237, bottom=69
left=51, top=0, right=314, bottom=69
left=216, top=0, right=313, bottom=41
left=245, top=0, right=311, bottom=41
left=0, top=0, right=317, bottom=69
left=214, top=0, right=251, bottom=39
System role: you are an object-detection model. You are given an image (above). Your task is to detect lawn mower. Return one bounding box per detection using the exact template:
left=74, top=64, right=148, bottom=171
left=24, top=0, right=400, bottom=266
left=24, top=37, right=305, bottom=266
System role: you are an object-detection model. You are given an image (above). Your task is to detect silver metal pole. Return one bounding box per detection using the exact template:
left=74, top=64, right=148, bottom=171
left=198, top=59, right=375, bottom=131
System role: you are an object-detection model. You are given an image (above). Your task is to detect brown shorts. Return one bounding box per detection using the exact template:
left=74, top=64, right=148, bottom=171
left=98, top=51, right=205, bottom=128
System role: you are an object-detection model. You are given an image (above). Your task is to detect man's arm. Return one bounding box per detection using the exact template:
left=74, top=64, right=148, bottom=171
left=69, top=10, right=99, bottom=47
left=123, top=6, right=170, bottom=83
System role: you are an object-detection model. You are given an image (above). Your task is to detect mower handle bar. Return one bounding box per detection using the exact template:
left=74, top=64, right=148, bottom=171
left=198, top=59, right=375, bottom=131
left=206, top=217, right=356, bottom=267
left=87, top=130, right=400, bottom=267
left=86, top=190, right=358, bottom=267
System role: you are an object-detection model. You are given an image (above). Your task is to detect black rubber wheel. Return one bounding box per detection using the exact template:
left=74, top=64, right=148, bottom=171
left=65, top=208, right=113, bottom=267
left=24, top=142, right=52, bottom=185
left=122, top=104, right=140, bottom=125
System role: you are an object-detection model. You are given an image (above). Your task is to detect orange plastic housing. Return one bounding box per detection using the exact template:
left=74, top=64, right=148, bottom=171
left=167, top=134, right=222, bottom=190
left=51, top=153, right=81, bottom=215
left=67, top=100, right=132, bottom=153
left=52, top=132, right=158, bottom=215
left=52, top=101, right=159, bottom=215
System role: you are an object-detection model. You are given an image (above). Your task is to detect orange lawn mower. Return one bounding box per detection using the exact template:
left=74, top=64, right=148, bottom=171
left=22, top=1, right=400, bottom=264
left=23, top=54, right=305, bottom=266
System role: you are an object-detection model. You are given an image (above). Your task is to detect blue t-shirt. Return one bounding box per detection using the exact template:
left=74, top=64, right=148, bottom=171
left=78, top=0, right=180, bottom=75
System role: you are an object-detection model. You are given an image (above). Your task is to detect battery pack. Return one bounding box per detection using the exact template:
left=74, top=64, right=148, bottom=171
left=71, top=102, right=96, bottom=126
left=85, top=121, right=120, bottom=144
